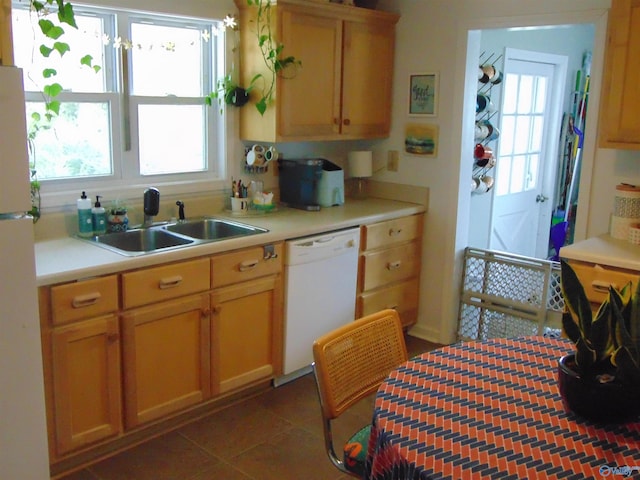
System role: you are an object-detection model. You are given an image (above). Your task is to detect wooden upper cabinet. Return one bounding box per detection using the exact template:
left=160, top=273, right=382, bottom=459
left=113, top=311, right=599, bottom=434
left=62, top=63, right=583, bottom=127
left=234, top=0, right=399, bottom=142
left=341, top=19, right=395, bottom=138
left=0, top=0, right=14, bottom=65
left=598, top=0, right=640, bottom=149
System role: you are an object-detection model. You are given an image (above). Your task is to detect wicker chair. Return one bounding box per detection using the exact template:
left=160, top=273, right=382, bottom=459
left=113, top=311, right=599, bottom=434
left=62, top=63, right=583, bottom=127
left=312, top=309, right=408, bottom=478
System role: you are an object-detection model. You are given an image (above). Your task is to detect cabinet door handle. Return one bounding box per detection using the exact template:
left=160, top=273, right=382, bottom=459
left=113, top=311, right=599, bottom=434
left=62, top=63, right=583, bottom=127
left=239, top=259, right=259, bottom=272
left=159, top=275, right=183, bottom=289
left=72, top=292, right=101, bottom=309
left=389, top=228, right=402, bottom=237
left=592, top=280, right=618, bottom=293
left=387, top=260, right=401, bottom=271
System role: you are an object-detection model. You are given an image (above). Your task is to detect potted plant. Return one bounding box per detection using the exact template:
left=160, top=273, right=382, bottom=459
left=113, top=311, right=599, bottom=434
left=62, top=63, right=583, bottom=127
left=558, top=259, right=640, bottom=422
left=206, top=73, right=250, bottom=113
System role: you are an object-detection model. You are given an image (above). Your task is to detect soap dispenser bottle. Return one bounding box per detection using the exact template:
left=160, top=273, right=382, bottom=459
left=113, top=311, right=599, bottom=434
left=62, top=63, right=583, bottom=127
left=92, top=195, right=107, bottom=235
left=77, top=191, right=93, bottom=238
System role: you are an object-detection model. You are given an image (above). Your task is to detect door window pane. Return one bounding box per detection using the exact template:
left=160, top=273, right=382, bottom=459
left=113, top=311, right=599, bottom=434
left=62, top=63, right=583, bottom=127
left=517, top=75, right=533, bottom=113
left=138, top=105, right=206, bottom=175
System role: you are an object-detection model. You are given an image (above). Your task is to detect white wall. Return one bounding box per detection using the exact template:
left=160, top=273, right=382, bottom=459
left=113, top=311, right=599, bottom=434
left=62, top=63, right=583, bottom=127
left=375, top=0, right=640, bottom=344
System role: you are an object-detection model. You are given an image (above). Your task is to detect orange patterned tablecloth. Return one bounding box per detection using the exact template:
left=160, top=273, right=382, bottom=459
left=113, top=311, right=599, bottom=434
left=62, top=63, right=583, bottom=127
left=364, top=337, right=640, bottom=480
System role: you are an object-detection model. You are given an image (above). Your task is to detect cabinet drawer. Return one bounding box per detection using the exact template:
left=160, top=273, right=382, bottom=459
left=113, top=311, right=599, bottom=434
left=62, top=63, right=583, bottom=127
left=358, top=278, right=419, bottom=327
left=361, top=214, right=422, bottom=251
left=51, top=275, right=119, bottom=326
left=211, top=244, right=283, bottom=289
left=122, top=258, right=210, bottom=309
left=570, top=262, right=640, bottom=305
left=360, top=240, right=420, bottom=291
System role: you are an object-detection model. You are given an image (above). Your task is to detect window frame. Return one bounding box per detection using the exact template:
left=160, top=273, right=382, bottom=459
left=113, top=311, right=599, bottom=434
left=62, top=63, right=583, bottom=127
left=12, top=2, right=229, bottom=209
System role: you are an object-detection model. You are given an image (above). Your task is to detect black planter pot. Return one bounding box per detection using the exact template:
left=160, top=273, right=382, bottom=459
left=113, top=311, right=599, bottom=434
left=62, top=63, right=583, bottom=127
left=225, top=87, right=249, bottom=107
left=557, top=354, right=640, bottom=423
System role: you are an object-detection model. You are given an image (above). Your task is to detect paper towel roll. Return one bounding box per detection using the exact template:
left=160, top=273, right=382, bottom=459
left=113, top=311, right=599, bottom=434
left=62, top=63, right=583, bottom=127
left=348, top=151, right=373, bottom=178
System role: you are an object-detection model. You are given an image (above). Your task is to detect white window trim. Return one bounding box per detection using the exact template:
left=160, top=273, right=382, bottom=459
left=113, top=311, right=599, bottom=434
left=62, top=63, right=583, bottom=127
left=14, top=1, right=233, bottom=210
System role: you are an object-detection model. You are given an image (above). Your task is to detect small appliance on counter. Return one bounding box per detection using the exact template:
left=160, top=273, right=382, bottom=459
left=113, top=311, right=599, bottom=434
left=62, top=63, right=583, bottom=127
left=278, top=158, right=323, bottom=210
left=317, top=159, right=344, bottom=207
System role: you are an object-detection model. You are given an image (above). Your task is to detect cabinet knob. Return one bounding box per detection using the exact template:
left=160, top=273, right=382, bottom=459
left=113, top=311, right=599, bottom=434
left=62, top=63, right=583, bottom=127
left=343, top=118, right=351, bottom=126
left=388, top=228, right=402, bottom=237
left=333, top=118, right=340, bottom=125
left=387, top=260, right=401, bottom=271
left=212, top=305, right=222, bottom=315
left=107, top=333, right=119, bottom=342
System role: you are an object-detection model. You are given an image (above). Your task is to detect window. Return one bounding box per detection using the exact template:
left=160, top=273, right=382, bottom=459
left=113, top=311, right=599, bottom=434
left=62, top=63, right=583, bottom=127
left=12, top=3, right=225, bottom=204
left=495, top=72, right=547, bottom=196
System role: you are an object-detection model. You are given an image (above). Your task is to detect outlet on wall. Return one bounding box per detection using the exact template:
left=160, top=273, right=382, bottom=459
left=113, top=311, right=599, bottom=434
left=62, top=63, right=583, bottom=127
left=387, top=150, right=399, bottom=172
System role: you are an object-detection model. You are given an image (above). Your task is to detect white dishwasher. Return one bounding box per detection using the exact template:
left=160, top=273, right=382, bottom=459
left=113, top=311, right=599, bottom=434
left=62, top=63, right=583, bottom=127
left=274, top=227, right=360, bottom=386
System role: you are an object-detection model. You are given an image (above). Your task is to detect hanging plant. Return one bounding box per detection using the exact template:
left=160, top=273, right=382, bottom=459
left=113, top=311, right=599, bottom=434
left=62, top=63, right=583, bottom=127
left=247, top=0, right=301, bottom=115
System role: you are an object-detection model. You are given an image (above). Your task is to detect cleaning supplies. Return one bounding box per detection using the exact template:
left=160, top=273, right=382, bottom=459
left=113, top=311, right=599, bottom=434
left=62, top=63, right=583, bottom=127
left=92, top=195, right=107, bottom=235
left=77, top=191, right=93, bottom=238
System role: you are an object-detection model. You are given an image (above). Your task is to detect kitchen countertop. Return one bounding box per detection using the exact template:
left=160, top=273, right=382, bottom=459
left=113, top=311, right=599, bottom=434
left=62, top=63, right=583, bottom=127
left=35, top=198, right=425, bottom=286
left=559, top=234, right=640, bottom=271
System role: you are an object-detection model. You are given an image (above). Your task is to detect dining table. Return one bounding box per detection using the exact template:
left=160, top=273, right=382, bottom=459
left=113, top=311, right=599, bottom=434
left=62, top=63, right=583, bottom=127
left=364, top=336, right=640, bottom=480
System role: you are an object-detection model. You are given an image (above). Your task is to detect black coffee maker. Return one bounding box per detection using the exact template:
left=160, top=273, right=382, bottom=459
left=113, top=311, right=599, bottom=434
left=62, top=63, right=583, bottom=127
left=278, top=158, right=323, bottom=211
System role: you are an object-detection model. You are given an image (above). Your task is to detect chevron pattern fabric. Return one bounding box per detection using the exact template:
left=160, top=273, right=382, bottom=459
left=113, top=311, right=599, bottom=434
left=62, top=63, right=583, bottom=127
left=364, top=337, right=640, bottom=480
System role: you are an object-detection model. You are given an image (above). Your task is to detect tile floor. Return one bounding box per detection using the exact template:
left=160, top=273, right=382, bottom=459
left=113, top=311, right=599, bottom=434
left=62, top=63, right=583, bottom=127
left=58, top=335, right=440, bottom=480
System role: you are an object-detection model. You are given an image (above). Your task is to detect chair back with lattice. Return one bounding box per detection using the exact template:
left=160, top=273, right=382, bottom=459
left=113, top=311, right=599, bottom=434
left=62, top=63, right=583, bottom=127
left=312, top=309, right=408, bottom=420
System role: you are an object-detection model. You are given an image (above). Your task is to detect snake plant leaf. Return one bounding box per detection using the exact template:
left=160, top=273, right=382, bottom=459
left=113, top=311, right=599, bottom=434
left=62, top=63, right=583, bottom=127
left=575, top=337, right=597, bottom=370
left=611, top=346, right=640, bottom=385
left=560, top=260, right=593, bottom=338
left=590, top=300, right=612, bottom=356
left=562, top=311, right=581, bottom=344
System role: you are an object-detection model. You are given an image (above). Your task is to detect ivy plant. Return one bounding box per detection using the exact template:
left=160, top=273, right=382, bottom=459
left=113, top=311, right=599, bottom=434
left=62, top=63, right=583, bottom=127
left=247, top=0, right=301, bottom=115
left=24, top=0, right=100, bottom=221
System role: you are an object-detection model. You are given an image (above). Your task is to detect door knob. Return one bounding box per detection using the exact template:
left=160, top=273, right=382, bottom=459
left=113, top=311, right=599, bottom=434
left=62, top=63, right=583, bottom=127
left=536, top=194, right=548, bottom=203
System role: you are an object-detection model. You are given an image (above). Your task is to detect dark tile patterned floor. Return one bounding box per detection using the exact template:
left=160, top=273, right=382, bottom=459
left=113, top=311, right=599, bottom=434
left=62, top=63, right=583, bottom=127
left=58, top=335, right=440, bottom=480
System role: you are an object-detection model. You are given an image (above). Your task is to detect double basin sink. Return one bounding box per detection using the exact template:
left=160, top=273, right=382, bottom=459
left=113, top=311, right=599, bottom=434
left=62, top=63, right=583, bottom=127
left=81, top=217, right=268, bottom=256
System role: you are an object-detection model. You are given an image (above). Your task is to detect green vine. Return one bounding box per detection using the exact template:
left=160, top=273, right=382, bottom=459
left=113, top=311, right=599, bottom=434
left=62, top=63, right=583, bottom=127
left=24, top=0, right=100, bottom=221
left=247, top=0, right=301, bottom=115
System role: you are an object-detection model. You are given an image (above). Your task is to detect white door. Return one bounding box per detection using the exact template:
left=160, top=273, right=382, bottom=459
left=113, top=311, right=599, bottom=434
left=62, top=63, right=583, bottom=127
left=490, top=49, right=567, bottom=258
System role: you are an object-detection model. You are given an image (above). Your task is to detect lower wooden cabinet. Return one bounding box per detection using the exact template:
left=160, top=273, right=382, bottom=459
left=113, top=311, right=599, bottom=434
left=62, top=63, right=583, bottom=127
left=357, top=214, right=424, bottom=328
left=211, top=275, right=283, bottom=394
left=121, top=294, right=211, bottom=428
left=50, top=314, right=122, bottom=455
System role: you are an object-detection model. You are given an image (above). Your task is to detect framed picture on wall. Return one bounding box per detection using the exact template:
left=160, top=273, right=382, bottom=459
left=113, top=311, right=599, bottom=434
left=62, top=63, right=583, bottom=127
left=405, top=123, right=438, bottom=157
left=408, top=73, right=438, bottom=116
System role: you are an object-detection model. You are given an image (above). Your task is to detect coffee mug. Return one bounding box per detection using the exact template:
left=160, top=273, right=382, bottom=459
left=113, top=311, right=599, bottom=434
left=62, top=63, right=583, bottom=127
left=247, top=150, right=265, bottom=166
left=265, top=146, right=278, bottom=163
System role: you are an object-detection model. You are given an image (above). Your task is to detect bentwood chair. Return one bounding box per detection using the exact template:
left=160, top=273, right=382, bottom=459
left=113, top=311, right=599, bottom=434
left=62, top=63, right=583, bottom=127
left=312, top=309, right=408, bottom=478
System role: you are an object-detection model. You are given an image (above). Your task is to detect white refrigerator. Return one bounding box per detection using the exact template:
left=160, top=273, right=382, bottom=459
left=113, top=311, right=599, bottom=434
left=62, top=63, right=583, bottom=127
left=0, top=66, right=50, bottom=478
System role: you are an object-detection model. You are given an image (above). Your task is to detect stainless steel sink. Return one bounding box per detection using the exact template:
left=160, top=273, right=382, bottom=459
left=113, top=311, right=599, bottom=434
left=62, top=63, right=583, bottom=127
left=79, top=217, right=268, bottom=256
left=163, top=218, right=267, bottom=241
left=91, top=228, right=195, bottom=255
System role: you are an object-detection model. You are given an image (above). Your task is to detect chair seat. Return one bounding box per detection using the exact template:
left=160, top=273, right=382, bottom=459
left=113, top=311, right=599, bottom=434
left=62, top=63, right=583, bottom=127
left=344, top=424, right=371, bottom=476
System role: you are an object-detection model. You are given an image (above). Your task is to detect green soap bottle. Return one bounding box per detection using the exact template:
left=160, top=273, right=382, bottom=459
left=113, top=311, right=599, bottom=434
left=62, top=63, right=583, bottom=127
left=77, top=191, right=93, bottom=238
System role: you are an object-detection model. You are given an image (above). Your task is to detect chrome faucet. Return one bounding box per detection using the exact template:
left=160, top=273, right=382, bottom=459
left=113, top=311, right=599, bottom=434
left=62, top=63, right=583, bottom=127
left=142, top=187, right=160, bottom=227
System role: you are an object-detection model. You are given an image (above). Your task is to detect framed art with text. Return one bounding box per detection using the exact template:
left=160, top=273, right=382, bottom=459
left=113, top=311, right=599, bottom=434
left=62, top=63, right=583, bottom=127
left=408, top=73, right=438, bottom=116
